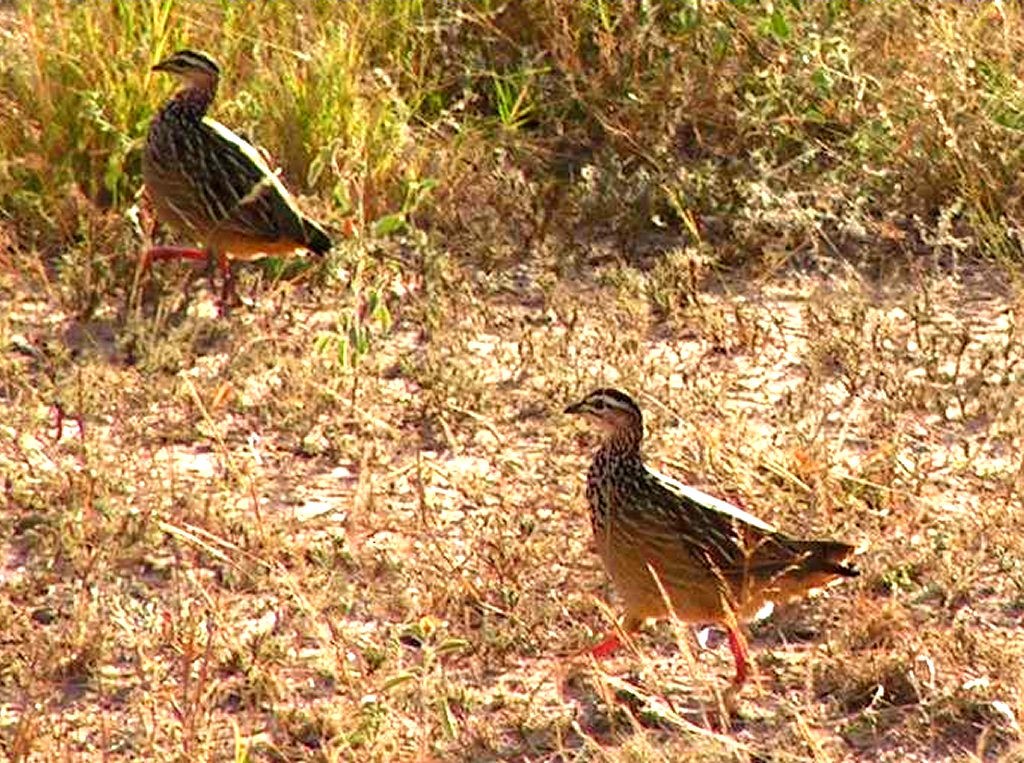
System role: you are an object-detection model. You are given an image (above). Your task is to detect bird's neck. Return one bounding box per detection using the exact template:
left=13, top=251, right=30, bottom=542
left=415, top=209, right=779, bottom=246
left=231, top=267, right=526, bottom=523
left=591, top=427, right=644, bottom=474
left=166, top=80, right=217, bottom=120
left=586, top=426, right=644, bottom=529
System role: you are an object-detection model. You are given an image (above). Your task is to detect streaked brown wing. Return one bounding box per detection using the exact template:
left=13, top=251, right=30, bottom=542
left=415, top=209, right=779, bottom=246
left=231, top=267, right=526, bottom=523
left=194, top=120, right=308, bottom=247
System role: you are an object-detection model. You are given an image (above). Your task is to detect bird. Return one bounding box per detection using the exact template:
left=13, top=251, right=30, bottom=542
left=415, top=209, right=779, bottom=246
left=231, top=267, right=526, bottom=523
left=564, top=387, right=859, bottom=688
left=141, top=49, right=331, bottom=306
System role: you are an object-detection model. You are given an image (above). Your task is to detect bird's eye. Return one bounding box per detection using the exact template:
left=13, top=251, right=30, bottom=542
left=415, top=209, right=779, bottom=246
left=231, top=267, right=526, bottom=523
left=593, top=399, right=605, bottom=410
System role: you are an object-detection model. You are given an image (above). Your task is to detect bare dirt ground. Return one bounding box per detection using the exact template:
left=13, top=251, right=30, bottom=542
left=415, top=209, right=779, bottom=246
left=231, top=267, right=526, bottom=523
left=2, top=250, right=1023, bottom=761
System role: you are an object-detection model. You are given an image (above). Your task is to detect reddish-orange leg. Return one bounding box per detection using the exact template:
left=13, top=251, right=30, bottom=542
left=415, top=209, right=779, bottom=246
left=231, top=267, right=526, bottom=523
left=726, top=627, right=749, bottom=686
left=590, top=632, right=623, bottom=659
left=141, top=245, right=208, bottom=265
left=52, top=402, right=65, bottom=443
left=594, top=624, right=750, bottom=688
left=142, top=246, right=237, bottom=312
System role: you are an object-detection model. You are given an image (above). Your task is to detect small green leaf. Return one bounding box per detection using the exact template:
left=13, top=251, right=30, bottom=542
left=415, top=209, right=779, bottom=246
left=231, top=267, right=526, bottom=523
left=313, top=334, right=334, bottom=354
left=435, top=638, right=469, bottom=656
left=769, top=9, right=790, bottom=40
left=437, top=696, right=458, bottom=740
left=811, top=68, right=831, bottom=95
left=374, top=302, right=392, bottom=332
left=373, top=213, right=407, bottom=237
left=381, top=671, right=418, bottom=692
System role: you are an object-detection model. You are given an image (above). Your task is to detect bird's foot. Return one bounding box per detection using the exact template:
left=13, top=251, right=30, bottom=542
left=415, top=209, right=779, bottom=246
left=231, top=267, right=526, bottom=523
left=589, top=633, right=623, bottom=659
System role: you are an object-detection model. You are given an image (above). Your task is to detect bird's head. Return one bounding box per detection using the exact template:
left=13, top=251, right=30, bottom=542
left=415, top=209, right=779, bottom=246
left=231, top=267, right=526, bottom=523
left=564, top=387, right=643, bottom=435
left=152, top=49, right=220, bottom=88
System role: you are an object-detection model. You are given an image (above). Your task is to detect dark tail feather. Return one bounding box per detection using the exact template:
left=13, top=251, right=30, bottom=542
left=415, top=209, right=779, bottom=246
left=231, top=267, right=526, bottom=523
left=302, top=216, right=332, bottom=255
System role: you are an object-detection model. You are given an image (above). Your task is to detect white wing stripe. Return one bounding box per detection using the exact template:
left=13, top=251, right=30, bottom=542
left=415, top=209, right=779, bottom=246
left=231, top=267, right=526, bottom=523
left=645, top=467, right=777, bottom=532
left=237, top=175, right=275, bottom=207
left=201, top=117, right=300, bottom=211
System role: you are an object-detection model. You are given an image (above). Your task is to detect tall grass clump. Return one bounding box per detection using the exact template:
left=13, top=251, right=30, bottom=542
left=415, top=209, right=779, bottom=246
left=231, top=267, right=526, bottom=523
left=4, top=0, right=1024, bottom=300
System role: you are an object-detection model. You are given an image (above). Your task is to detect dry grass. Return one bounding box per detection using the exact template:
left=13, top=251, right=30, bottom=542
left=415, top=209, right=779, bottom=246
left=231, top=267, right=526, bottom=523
left=3, top=258, right=1022, bottom=761
left=3, top=1, right=1024, bottom=761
